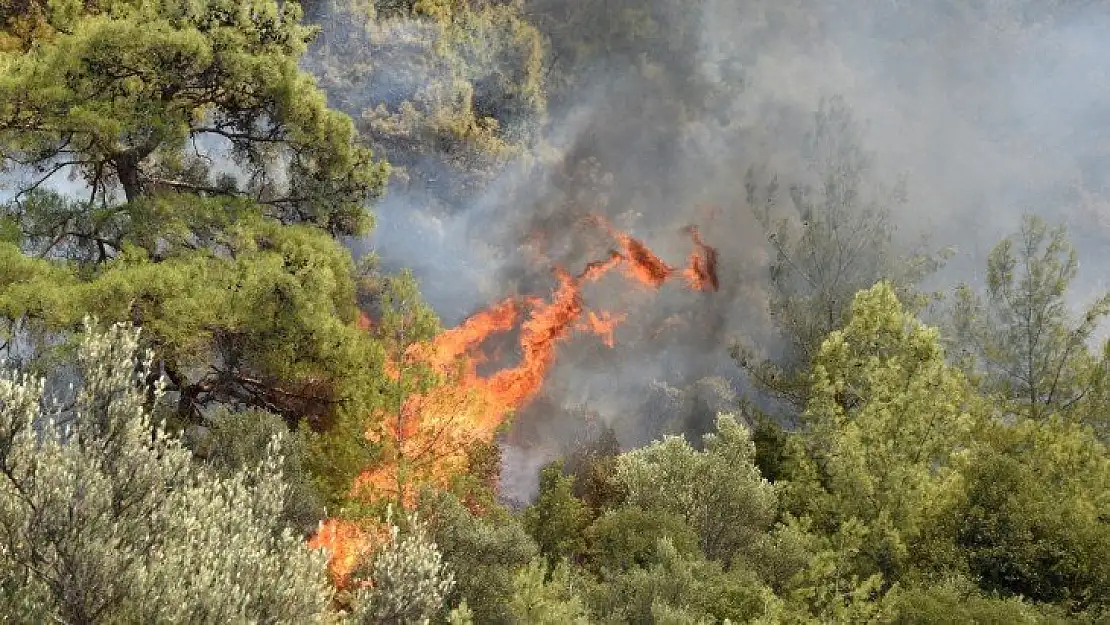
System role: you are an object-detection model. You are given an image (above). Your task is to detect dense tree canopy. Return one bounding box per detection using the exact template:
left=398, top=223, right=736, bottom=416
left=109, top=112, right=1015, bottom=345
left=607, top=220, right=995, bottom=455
left=0, top=0, right=386, bottom=230
left=0, top=1, right=401, bottom=509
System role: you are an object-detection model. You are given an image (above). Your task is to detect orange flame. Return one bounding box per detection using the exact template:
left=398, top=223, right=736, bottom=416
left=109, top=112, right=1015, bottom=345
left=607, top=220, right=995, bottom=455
left=586, top=215, right=720, bottom=292
left=412, top=298, right=522, bottom=372
left=307, top=519, right=373, bottom=587
left=310, top=215, right=719, bottom=584
left=682, top=225, right=720, bottom=291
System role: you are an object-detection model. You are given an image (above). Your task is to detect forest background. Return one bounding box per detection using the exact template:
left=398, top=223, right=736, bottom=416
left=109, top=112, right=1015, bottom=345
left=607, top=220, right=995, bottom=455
left=1, top=0, right=1110, bottom=622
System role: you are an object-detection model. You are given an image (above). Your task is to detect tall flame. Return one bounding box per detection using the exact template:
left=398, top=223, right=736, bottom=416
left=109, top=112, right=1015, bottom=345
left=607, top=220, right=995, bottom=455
left=310, top=216, right=719, bottom=583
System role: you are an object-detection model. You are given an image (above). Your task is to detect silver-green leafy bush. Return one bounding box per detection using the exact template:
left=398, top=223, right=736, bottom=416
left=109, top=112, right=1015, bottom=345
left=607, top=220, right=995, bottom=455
left=0, top=321, right=335, bottom=624
left=349, top=509, right=455, bottom=625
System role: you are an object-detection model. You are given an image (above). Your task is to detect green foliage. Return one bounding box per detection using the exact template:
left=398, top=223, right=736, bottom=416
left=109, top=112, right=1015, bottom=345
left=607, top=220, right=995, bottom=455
left=191, top=406, right=327, bottom=535
left=584, top=506, right=700, bottom=574
left=0, top=2, right=399, bottom=503
left=948, top=417, right=1110, bottom=612
left=0, top=0, right=387, bottom=233
left=615, top=413, right=778, bottom=565
left=0, top=216, right=386, bottom=419
left=445, top=601, right=476, bottom=625
left=454, top=437, right=504, bottom=503
left=773, top=516, right=892, bottom=623
left=648, top=602, right=713, bottom=625
left=563, top=425, right=626, bottom=512
left=524, top=461, right=591, bottom=564
left=747, top=407, right=792, bottom=483
left=418, top=489, right=538, bottom=624
left=587, top=538, right=783, bottom=625
left=785, top=282, right=978, bottom=578
left=0, top=206, right=397, bottom=510
left=0, top=321, right=334, bottom=623
left=887, top=578, right=1072, bottom=624
left=303, top=407, right=381, bottom=513
left=508, top=558, right=593, bottom=625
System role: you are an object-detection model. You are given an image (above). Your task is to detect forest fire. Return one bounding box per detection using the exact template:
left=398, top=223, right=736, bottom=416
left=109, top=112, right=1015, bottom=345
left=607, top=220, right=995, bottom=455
left=311, top=217, right=719, bottom=584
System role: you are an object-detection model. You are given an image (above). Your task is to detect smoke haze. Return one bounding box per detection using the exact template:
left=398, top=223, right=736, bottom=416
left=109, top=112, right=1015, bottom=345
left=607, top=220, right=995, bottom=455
left=304, top=0, right=1110, bottom=500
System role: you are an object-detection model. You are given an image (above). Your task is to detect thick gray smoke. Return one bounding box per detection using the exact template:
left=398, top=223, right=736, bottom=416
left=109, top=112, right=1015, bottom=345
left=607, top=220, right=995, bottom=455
left=304, top=0, right=1110, bottom=500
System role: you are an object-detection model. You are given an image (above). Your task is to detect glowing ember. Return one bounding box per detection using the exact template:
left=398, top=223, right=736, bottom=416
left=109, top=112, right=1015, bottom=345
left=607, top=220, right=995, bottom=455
left=310, top=214, right=720, bottom=584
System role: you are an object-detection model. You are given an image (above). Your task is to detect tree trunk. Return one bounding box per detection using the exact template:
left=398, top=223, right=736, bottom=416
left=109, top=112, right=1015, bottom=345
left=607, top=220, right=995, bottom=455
left=115, top=153, right=144, bottom=203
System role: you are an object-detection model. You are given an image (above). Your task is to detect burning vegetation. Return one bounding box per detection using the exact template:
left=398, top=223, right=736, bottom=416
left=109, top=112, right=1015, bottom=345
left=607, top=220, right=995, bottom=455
left=311, top=216, right=719, bottom=583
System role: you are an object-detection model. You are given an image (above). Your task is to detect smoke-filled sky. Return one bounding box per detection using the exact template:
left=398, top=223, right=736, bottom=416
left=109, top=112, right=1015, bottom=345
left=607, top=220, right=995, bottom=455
left=305, top=0, right=1110, bottom=499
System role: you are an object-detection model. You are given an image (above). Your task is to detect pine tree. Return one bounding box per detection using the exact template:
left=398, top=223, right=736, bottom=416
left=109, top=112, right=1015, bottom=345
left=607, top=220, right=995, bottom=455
left=951, top=214, right=1110, bottom=424
left=735, top=97, right=946, bottom=412
left=0, top=0, right=392, bottom=430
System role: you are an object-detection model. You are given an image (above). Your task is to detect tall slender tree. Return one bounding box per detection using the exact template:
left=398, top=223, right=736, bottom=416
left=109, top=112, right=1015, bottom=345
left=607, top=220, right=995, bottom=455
left=735, top=96, right=946, bottom=413
left=951, top=214, right=1110, bottom=424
